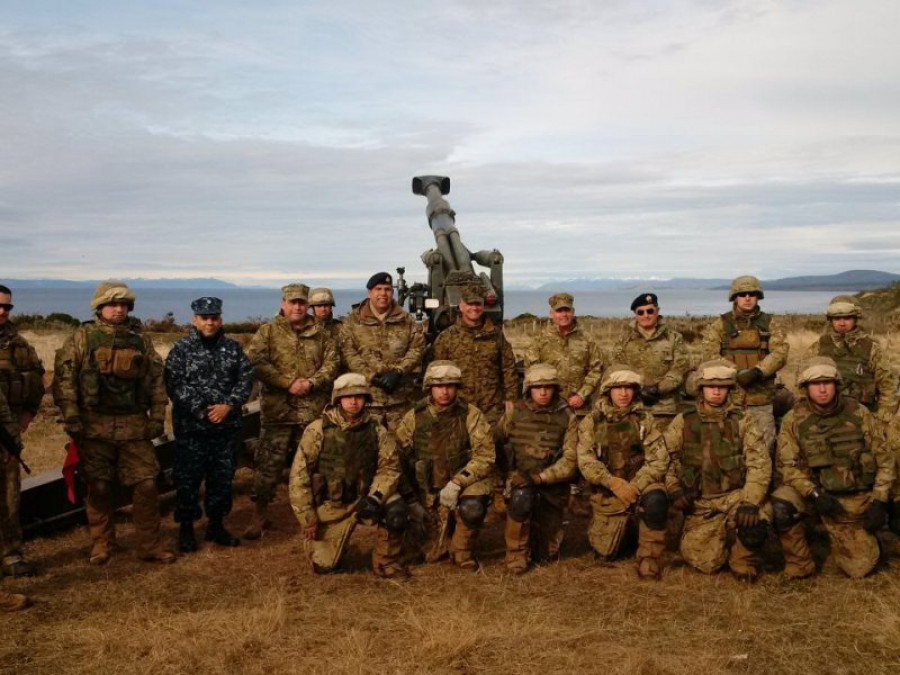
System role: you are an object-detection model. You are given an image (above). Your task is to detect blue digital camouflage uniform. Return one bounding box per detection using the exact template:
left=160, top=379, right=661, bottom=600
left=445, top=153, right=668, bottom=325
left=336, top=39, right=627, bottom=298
left=164, top=325, right=254, bottom=524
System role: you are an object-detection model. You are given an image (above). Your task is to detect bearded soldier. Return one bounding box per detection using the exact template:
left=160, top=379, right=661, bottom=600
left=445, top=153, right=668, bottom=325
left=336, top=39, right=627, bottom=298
left=244, top=283, right=339, bottom=540
left=53, top=281, right=174, bottom=565
left=0, top=284, right=45, bottom=577
left=394, top=361, right=495, bottom=570
left=612, top=293, right=689, bottom=431
left=701, top=276, right=788, bottom=452
left=308, top=287, right=343, bottom=343
left=494, top=364, right=579, bottom=574
left=578, top=365, right=670, bottom=579
left=772, top=357, right=896, bottom=579
left=288, top=373, right=408, bottom=578
left=664, top=360, right=772, bottom=581
left=340, top=272, right=425, bottom=432
left=0, top=389, right=30, bottom=610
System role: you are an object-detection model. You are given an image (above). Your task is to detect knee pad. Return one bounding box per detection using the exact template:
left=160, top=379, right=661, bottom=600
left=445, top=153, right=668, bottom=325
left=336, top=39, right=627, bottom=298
left=507, top=487, right=536, bottom=523
left=771, top=499, right=800, bottom=533
left=382, top=499, right=410, bottom=534
left=736, top=521, right=769, bottom=551
left=457, top=496, right=488, bottom=528
left=639, top=489, right=669, bottom=530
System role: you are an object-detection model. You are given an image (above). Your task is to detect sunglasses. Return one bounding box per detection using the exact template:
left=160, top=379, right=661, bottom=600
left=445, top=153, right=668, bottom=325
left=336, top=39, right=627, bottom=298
left=0, top=304, right=13, bottom=312
left=635, top=307, right=656, bottom=316
left=735, top=292, right=758, bottom=299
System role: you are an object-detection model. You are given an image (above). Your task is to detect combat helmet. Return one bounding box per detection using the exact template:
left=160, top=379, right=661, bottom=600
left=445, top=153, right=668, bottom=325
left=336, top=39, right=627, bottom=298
left=423, top=360, right=463, bottom=391
left=600, top=364, right=643, bottom=395
left=825, top=295, right=862, bottom=319
left=308, top=287, right=336, bottom=307
left=695, top=359, right=737, bottom=387
left=523, top=363, right=561, bottom=394
left=90, top=280, right=136, bottom=312
left=331, top=373, right=372, bottom=404
left=797, top=356, right=842, bottom=387
left=728, top=275, right=764, bottom=301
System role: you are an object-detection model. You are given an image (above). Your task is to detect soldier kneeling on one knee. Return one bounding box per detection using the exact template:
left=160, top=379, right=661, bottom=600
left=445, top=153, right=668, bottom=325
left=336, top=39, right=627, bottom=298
left=288, top=373, right=409, bottom=579
left=577, top=365, right=670, bottom=579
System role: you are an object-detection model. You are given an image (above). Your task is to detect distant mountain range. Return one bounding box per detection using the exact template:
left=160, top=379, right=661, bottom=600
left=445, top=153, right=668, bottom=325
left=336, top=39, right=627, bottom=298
left=6, top=278, right=238, bottom=289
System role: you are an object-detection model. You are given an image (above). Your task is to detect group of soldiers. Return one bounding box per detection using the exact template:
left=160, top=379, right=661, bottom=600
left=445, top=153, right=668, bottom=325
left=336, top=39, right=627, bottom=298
left=0, top=272, right=898, bottom=609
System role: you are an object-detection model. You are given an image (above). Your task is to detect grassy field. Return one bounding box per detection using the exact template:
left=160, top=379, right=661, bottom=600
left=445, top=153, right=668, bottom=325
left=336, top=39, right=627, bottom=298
left=4, top=320, right=900, bottom=674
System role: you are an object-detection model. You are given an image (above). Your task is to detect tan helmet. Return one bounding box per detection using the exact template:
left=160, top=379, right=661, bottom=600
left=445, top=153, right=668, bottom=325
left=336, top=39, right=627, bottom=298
left=695, top=359, right=737, bottom=387
left=797, top=356, right=842, bottom=387
left=422, top=360, right=463, bottom=391
left=331, top=373, right=372, bottom=403
left=600, top=364, right=643, bottom=394
left=728, top=275, right=764, bottom=301
left=825, top=295, right=862, bottom=319
left=523, top=363, right=560, bottom=394
left=308, top=287, right=336, bottom=307
left=90, top=280, right=136, bottom=312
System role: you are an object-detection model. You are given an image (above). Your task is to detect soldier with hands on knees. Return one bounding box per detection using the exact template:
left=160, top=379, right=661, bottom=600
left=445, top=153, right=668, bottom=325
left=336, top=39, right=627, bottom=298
left=164, top=297, right=254, bottom=553
left=245, top=283, right=339, bottom=540
left=494, top=364, right=579, bottom=574
left=772, top=357, right=896, bottom=578
left=394, top=361, right=495, bottom=570
left=52, top=281, right=175, bottom=565
left=577, top=365, right=669, bottom=579
left=288, top=374, right=408, bottom=578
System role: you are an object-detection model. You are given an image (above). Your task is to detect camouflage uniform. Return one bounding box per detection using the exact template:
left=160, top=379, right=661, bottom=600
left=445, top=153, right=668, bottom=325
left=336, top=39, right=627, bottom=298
left=309, top=288, right=344, bottom=345
left=578, top=368, right=670, bottom=578
left=0, top=321, right=44, bottom=573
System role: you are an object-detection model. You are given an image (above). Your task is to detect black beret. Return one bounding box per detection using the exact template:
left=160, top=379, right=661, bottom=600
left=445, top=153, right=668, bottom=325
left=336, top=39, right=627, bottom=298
left=630, top=293, right=658, bottom=311
left=366, top=272, right=393, bottom=290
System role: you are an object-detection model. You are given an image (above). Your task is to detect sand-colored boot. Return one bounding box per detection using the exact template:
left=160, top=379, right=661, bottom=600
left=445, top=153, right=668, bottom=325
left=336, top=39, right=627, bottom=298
left=778, top=523, right=815, bottom=579
left=85, top=484, right=115, bottom=565
left=243, top=501, right=269, bottom=540
left=132, top=480, right=175, bottom=564
left=636, top=522, right=666, bottom=580
left=504, top=517, right=531, bottom=575
left=0, top=589, right=30, bottom=612
left=372, top=527, right=409, bottom=579
left=728, top=538, right=759, bottom=582
left=450, top=521, right=480, bottom=571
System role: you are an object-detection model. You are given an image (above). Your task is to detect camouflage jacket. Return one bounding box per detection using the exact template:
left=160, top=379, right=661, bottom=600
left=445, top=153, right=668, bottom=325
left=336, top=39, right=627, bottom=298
left=0, top=322, right=45, bottom=416
left=612, top=320, right=688, bottom=416
left=663, top=402, right=772, bottom=506
left=164, top=327, right=254, bottom=436
left=339, top=300, right=425, bottom=409
left=577, top=399, right=668, bottom=492
left=288, top=406, right=399, bottom=529
left=248, top=314, right=339, bottom=426
left=523, top=320, right=605, bottom=413
left=317, top=317, right=343, bottom=343
left=495, top=396, right=579, bottom=483
left=777, top=396, right=895, bottom=503
left=432, top=317, right=518, bottom=422
left=52, top=318, right=167, bottom=441
left=0, top=389, right=22, bottom=458
left=700, top=307, right=789, bottom=406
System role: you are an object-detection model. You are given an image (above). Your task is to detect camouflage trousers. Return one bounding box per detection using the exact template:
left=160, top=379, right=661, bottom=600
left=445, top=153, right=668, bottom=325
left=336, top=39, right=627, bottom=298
left=173, top=431, right=237, bottom=523
left=252, top=424, right=305, bottom=504
left=505, top=483, right=568, bottom=569
left=588, top=483, right=667, bottom=570
left=306, top=500, right=403, bottom=576
left=0, top=460, right=22, bottom=566
left=80, top=437, right=160, bottom=486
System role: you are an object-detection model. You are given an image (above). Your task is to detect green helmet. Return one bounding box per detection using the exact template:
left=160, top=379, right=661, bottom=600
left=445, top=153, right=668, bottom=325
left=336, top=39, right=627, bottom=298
left=423, top=360, right=463, bottom=391
left=600, top=364, right=643, bottom=394
left=728, top=275, right=764, bottom=301
left=308, top=287, right=336, bottom=307
left=331, top=373, right=372, bottom=404
left=825, top=295, right=862, bottom=319
left=797, top=356, right=842, bottom=387
left=695, top=359, right=737, bottom=387
left=523, top=363, right=560, bottom=394
left=90, top=280, right=136, bottom=312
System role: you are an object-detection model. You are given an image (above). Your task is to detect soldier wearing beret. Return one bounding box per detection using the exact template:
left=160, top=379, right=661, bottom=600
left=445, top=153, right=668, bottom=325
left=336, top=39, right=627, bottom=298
left=164, top=297, right=254, bottom=552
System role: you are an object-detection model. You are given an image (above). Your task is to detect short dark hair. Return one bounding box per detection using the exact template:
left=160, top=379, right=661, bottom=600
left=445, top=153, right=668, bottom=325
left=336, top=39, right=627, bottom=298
left=0, top=284, right=11, bottom=296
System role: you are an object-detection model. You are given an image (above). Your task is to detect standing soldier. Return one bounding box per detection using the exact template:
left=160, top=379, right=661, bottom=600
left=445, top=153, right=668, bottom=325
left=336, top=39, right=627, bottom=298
left=0, top=389, right=30, bottom=610
left=613, top=293, right=689, bottom=431
left=0, top=284, right=45, bottom=577
left=164, top=297, right=254, bottom=553
left=288, top=373, right=408, bottom=578
left=308, top=287, right=343, bottom=343
left=664, top=360, right=772, bottom=581
left=701, top=275, right=789, bottom=451
left=394, top=361, right=495, bottom=570
left=578, top=365, right=670, bottom=579
left=244, top=283, right=339, bottom=540
left=340, top=272, right=425, bottom=432
left=494, top=364, right=579, bottom=574
left=53, top=281, right=175, bottom=565
left=772, top=357, right=896, bottom=579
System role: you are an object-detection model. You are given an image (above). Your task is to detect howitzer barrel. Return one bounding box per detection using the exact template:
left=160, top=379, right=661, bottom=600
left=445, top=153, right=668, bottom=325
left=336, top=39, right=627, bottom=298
left=412, top=175, right=474, bottom=275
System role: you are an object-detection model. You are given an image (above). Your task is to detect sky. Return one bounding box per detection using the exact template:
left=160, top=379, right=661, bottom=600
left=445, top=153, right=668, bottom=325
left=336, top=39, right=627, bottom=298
left=1, top=0, right=899, bottom=288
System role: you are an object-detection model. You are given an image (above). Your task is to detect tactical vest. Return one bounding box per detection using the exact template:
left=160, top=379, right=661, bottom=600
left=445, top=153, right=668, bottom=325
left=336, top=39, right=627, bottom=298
left=0, top=332, right=42, bottom=408
left=317, top=417, right=379, bottom=504
left=795, top=398, right=874, bottom=493
left=720, top=311, right=771, bottom=369
left=817, top=334, right=877, bottom=409
left=78, top=322, right=151, bottom=414
left=506, top=399, right=571, bottom=473
left=591, top=409, right=646, bottom=481
left=411, top=398, right=471, bottom=491
left=680, top=408, right=746, bottom=498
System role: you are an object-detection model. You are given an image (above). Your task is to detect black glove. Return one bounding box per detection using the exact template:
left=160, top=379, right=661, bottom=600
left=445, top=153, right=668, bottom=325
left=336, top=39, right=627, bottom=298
left=735, top=503, right=760, bottom=528
left=356, top=496, right=382, bottom=525
left=862, top=499, right=888, bottom=533
left=640, top=385, right=661, bottom=406
left=670, top=489, right=693, bottom=513
left=736, top=367, right=763, bottom=388
left=372, top=370, right=402, bottom=393
left=811, top=490, right=844, bottom=517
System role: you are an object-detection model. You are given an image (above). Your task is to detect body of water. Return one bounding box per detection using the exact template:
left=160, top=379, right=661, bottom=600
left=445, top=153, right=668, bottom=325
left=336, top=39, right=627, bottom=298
left=10, top=287, right=852, bottom=323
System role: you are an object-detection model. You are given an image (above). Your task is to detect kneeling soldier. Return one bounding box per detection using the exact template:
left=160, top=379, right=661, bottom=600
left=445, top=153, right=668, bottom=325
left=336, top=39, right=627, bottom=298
left=394, top=361, right=495, bottom=570
left=578, top=365, right=669, bottom=579
left=772, top=357, right=895, bottom=579
left=494, top=364, right=578, bottom=574
left=288, top=374, right=408, bottom=578
left=664, top=360, right=772, bottom=581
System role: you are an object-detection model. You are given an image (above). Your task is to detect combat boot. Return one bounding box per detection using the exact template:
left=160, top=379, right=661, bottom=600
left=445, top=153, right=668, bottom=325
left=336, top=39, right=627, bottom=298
left=86, top=481, right=115, bottom=565
left=504, top=517, right=531, bottom=575
left=243, top=501, right=269, bottom=540
left=133, top=479, right=176, bottom=564
left=450, top=521, right=480, bottom=571
left=728, top=539, right=759, bottom=582
left=0, top=590, right=30, bottom=612
left=635, top=522, right=666, bottom=580
left=778, top=524, right=815, bottom=579
left=178, top=521, right=198, bottom=553
left=205, top=519, right=240, bottom=547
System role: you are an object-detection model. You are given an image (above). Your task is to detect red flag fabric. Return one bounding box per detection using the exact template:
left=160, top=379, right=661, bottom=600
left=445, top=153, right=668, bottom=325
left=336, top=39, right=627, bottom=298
left=62, top=439, right=80, bottom=504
